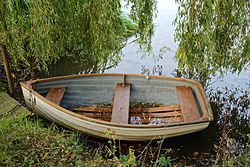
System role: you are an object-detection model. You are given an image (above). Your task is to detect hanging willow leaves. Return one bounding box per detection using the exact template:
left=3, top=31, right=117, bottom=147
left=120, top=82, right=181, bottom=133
left=174, top=0, right=250, bottom=80
left=0, top=0, right=157, bottom=73
left=127, top=0, right=157, bottom=51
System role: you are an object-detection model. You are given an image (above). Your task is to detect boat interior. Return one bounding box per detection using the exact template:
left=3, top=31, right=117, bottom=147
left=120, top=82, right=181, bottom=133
left=43, top=81, right=202, bottom=125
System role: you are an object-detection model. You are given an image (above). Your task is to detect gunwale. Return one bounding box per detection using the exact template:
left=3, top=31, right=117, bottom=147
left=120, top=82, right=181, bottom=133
left=20, top=73, right=213, bottom=129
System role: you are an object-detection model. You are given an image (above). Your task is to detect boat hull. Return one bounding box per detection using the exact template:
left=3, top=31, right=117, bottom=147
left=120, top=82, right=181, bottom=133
left=21, top=81, right=210, bottom=141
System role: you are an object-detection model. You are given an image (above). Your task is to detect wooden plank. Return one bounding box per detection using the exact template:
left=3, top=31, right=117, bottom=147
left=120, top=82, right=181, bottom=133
left=130, top=105, right=181, bottom=113
left=111, top=83, right=131, bottom=124
left=46, top=87, right=66, bottom=105
left=176, top=86, right=200, bottom=121
left=78, top=113, right=111, bottom=119
left=74, top=104, right=181, bottom=113
left=162, top=116, right=184, bottom=123
left=142, top=117, right=184, bottom=124
left=75, top=106, right=112, bottom=112
left=130, top=111, right=182, bottom=118
left=80, top=111, right=182, bottom=119
left=76, top=113, right=183, bottom=124
left=75, top=112, right=111, bottom=122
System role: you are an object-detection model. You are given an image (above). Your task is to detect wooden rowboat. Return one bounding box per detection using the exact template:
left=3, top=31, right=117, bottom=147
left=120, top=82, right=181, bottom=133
left=20, top=74, right=213, bottom=141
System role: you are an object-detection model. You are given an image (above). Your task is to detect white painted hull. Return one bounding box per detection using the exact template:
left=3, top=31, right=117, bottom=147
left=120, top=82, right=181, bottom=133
left=21, top=86, right=210, bottom=141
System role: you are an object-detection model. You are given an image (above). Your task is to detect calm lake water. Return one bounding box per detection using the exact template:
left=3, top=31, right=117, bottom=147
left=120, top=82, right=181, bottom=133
left=42, top=0, right=249, bottom=162
left=106, top=0, right=250, bottom=90
left=44, top=0, right=249, bottom=89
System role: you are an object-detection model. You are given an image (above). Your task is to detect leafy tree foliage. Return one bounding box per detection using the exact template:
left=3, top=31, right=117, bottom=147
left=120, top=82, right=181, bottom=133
left=0, top=0, right=156, bottom=73
left=128, top=0, right=157, bottom=50
left=174, top=0, right=250, bottom=78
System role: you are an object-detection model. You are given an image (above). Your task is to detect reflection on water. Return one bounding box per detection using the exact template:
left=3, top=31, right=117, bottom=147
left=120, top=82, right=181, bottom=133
left=209, top=88, right=250, bottom=143
left=107, top=0, right=178, bottom=76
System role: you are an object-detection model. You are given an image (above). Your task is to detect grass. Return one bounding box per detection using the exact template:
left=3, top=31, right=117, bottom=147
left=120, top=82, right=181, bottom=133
left=0, top=112, right=175, bottom=167
left=0, top=79, right=7, bottom=92
left=0, top=107, right=249, bottom=167
left=0, top=115, right=86, bottom=166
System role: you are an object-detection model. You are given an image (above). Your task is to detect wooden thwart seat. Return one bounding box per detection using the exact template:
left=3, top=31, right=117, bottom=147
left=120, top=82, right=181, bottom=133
left=111, top=83, right=131, bottom=124
left=176, top=86, right=201, bottom=121
left=46, top=87, right=66, bottom=105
